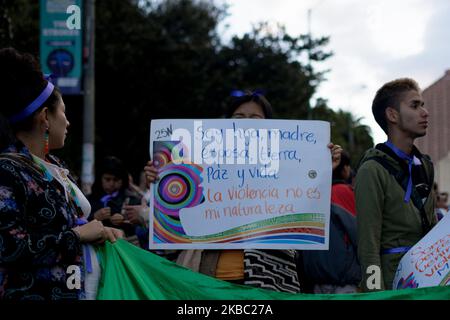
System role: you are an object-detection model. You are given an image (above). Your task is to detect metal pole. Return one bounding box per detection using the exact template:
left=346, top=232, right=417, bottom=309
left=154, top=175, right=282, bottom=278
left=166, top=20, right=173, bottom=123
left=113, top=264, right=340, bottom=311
left=81, top=0, right=95, bottom=195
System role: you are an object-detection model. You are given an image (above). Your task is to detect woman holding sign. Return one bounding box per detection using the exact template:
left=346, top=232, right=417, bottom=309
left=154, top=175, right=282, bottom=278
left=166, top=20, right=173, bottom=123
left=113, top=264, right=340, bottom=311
left=145, top=90, right=342, bottom=293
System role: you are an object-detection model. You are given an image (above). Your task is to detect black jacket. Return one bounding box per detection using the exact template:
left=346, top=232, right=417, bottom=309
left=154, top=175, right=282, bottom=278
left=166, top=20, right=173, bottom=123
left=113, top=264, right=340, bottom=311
left=301, top=183, right=361, bottom=286
left=0, top=142, right=83, bottom=300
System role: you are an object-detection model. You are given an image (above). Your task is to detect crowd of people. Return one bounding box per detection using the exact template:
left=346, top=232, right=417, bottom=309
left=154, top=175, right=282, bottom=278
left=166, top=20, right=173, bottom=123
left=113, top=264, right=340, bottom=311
left=0, top=47, right=444, bottom=299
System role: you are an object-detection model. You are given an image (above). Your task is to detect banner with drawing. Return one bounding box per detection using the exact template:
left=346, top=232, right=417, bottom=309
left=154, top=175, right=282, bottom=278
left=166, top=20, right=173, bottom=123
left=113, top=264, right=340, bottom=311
left=148, top=119, right=331, bottom=249
left=393, top=214, right=450, bottom=289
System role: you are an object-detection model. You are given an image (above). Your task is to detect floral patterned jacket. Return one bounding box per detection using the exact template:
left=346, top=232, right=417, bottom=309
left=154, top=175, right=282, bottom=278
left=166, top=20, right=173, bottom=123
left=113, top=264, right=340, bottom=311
left=0, top=142, right=83, bottom=300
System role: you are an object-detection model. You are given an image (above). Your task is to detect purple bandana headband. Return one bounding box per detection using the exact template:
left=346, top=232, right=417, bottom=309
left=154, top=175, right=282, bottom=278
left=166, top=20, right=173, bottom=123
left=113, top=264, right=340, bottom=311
left=230, top=89, right=266, bottom=98
left=8, top=77, right=55, bottom=124
left=100, top=191, right=120, bottom=207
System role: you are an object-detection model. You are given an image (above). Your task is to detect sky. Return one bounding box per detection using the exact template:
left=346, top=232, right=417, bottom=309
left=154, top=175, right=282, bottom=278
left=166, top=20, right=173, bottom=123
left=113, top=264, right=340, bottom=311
left=218, top=0, right=450, bottom=144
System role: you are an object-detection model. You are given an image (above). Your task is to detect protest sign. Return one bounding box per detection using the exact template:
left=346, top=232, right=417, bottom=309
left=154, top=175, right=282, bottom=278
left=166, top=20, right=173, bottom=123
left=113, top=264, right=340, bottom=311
left=393, top=214, right=450, bottom=289
left=149, top=119, right=331, bottom=249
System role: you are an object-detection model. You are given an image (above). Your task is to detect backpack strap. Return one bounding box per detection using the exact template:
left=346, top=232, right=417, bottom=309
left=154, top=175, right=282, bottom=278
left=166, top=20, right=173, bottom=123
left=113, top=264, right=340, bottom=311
left=364, top=156, right=431, bottom=235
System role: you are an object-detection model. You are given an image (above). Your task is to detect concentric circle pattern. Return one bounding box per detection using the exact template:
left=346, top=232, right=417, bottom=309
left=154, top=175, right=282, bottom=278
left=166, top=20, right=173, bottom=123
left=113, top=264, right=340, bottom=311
left=154, top=163, right=203, bottom=218
left=152, top=141, right=204, bottom=239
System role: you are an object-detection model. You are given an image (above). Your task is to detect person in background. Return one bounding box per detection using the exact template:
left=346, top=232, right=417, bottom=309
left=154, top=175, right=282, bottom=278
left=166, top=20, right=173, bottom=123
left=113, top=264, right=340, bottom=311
left=435, top=192, right=449, bottom=221
left=0, top=47, right=123, bottom=300
left=128, top=172, right=146, bottom=199
left=87, top=156, right=142, bottom=239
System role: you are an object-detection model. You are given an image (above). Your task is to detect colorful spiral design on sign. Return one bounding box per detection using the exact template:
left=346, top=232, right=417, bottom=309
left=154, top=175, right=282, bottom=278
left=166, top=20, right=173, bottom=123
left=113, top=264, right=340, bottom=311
left=152, top=141, right=204, bottom=238
left=153, top=142, right=175, bottom=169
left=155, top=163, right=204, bottom=217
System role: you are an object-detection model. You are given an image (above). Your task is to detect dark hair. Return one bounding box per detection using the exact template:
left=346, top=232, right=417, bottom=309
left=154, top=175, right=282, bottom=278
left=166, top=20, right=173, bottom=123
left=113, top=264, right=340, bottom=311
left=0, top=115, right=15, bottom=150
left=332, top=150, right=351, bottom=181
left=372, top=78, right=420, bottom=134
left=225, top=90, right=273, bottom=119
left=0, top=47, right=61, bottom=150
left=90, top=156, right=130, bottom=197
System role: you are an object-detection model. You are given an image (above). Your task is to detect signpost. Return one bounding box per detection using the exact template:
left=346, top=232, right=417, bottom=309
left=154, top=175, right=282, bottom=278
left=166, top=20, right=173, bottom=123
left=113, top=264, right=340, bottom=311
left=40, top=0, right=82, bottom=95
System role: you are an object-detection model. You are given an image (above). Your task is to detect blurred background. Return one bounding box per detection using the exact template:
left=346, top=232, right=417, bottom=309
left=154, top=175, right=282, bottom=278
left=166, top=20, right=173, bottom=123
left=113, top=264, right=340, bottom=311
left=1, top=0, right=449, bottom=192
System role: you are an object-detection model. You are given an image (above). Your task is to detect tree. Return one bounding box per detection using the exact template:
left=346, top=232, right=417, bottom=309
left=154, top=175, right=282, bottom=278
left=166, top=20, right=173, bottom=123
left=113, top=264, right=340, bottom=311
left=0, top=0, right=372, bottom=179
left=94, top=0, right=227, bottom=178
left=214, top=23, right=332, bottom=119
left=0, top=0, right=39, bottom=53
left=93, top=1, right=334, bottom=177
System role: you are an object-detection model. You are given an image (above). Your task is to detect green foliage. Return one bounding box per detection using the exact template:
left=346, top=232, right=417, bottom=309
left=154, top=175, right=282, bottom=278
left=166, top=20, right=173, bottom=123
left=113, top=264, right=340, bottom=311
left=1, top=0, right=373, bottom=177
left=312, top=98, right=374, bottom=166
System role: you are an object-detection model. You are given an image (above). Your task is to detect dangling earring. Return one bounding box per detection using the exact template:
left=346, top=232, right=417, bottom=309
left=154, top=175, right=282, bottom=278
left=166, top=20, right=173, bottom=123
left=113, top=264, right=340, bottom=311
left=44, top=129, right=49, bottom=155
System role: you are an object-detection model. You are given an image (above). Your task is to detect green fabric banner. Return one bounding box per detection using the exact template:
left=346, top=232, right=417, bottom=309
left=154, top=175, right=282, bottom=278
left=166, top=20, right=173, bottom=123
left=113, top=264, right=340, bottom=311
left=96, top=239, right=450, bottom=300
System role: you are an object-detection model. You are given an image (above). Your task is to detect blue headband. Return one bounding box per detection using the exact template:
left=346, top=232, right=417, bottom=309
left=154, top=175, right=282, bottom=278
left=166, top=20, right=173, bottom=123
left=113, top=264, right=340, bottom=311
left=8, top=78, right=55, bottom=124
left=230, top=89, right=266, bottom=98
